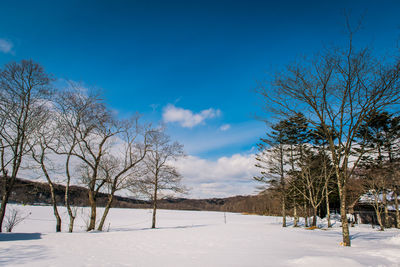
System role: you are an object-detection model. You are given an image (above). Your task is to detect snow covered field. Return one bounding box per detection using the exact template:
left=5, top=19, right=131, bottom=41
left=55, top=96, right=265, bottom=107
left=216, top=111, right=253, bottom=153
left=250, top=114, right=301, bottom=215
left=1, top=205, right=400, bottom=266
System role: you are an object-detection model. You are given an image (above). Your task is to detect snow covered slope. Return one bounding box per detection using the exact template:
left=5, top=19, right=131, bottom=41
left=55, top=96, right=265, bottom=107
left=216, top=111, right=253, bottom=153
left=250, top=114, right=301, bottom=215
left=0, top=205, right=399, bottom=266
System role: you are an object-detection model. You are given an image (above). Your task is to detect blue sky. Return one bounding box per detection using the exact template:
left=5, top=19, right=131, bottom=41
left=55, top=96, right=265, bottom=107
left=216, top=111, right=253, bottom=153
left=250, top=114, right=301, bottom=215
left=1, top=0, right=400, bottom=197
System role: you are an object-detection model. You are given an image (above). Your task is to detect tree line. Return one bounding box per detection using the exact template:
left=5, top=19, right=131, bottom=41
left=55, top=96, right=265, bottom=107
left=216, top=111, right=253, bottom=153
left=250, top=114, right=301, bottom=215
left=0, top=60, right=186, bottom=232
left=255, top=111, right=400, bottom=228
left=255, top=25, right=400, bottom=246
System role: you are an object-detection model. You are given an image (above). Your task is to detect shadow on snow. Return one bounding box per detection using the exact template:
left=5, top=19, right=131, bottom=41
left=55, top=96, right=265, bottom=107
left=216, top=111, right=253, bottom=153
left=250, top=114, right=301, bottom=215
left=110, top=224, right=208, bottom=232
left=0, top=232, right=42, bottom=242
left=0, top=243, right=49, bottom=265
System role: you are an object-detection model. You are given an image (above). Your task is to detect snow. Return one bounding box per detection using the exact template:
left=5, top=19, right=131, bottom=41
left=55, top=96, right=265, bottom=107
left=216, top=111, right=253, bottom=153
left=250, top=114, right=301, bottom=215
left=1, top=204, right=400, bottom=266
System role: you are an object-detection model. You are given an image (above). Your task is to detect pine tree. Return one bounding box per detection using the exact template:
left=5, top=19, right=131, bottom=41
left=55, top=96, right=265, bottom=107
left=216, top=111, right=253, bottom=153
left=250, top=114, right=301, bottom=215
left=358, top=111, right=400, bottom=229
left=255, top=120, right=289, bottom=227
left=282, top=113, right=309, bottom=227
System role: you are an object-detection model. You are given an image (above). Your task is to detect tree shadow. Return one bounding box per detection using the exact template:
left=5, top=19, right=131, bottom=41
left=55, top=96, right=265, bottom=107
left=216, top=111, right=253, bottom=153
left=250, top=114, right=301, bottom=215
left=311, top=230, right=385, bottom=242
left=156, top=224, right=208, bottom=230
left=0, top=233, right=41, bottom=242
left=0, top=244, right=50, bottom=265
left=350, top=232, right=386, bottom=241
left=111, top=224, right=208, bottom=232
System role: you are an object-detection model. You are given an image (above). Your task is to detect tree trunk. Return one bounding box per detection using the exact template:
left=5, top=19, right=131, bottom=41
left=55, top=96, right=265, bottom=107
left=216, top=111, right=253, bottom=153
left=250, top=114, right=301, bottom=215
left=325, top=183, right=331, bottom=228
left=87, top=190, right=97, bottom=231
left=279, top=144, right=286, bottom=228
left=375, top=206, right=384, bottom=231
left=0, top=190, right=10, bottom=232
left=0, top=172, right=17, bottom=233
left=152, top=182, right=158, bottom=229
left=348, top=205, right=356, bottom=227
left=293, top=201, right=298, bottom=227
left=68, top=216, right=75, bottom=233
left=394, top=191, right=400, bottom=229
left=290, top=146, right=298, bottom=228
left=41, top=159, right=62, bottom=232
left=337, top=180, right=351, bottom=246
left=66, top=205, right=75, bottom=233
left=98, top=194, right=114, bottom=231
left=303, top=195, right=308, bottom=227
left=312, top=206, right=317, bottom=227
left=65, top=155, right=75, bottom=233
left=49, top=182, right=61, bottom=232
left=281, top=194, right=286, bottom=227
left=383, top=191, right=390, bottom=228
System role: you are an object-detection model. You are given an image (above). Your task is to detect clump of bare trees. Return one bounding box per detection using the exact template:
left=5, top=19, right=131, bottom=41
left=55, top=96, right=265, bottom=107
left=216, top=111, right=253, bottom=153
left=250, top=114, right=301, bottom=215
left=53, top=87, right=153, bottom=232
left=256, top=22, right=400, bottom=246
left=0, top=60, right=186, bottom=233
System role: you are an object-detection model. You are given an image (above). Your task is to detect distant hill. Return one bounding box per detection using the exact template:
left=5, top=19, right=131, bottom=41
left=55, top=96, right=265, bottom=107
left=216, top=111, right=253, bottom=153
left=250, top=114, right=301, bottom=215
left=3, top=178, right=148, bottom=208
left=2, top=178, right=277, bottom=214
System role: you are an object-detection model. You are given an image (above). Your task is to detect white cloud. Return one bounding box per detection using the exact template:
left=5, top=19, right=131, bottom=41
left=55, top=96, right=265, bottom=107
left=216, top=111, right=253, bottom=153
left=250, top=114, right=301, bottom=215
left=0, top=39, right=13, bottom=54
left=19, top=146, right=261, bottom=199
left=175, top=120, right=265, bottom=156
left=219, top=124, right=231, bottom=131
left=162, top=104, right=221, bottom=128
left=174, top=153, right=260, bottom=198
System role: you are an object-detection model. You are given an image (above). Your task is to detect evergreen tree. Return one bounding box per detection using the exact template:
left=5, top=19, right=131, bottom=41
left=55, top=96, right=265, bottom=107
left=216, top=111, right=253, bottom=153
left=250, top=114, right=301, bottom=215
left=282, top=113, right=309, bottom=227
left=255, top=120, right=289, bottom=227
left=358, top=111, right=400, bottom=229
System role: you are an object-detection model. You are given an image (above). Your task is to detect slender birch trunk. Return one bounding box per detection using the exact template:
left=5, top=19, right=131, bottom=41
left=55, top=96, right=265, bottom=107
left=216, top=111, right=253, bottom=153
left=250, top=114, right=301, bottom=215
left=50, top=183, right=62, bottom=232
left=279, top=145, right=286, bottom=227
left=281, top=195, right=286, bottom=227
left=303, top=194, right=308, bottom=227
left=325, top=182, right=331, bottom=228
left=39, top=153, right=62, bottom=232
left=152, top=178, right=158, bottom=229
left=394, top=191, right=400, bottom=229
left=98, top=194, right=114, bottom=231
left=293, top=201, right=298, bottom=227
left=383, top=191, right=390, bottom=228
left=65, top=154, right=76, bottom=233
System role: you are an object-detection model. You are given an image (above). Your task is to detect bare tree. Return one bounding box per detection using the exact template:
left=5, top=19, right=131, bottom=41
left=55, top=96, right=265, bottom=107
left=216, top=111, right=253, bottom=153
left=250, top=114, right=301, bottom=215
left=96, top=119, right=152, bottom=231
left=4, top=207, right=30, bottom=232
left=361, top=169, right=388, bottom=230
left=75, top=113, right=124, bottom=232
left=0, top=60, right=53, bottom=232
left=130, top=129, right=185, bottom=229
left=257, top=24, right=400, bottom=245
left=57, top=86, right=117, bottom=231
left=52, top=85, right=103, bottom=232
left=30, top=107, right=62, bottom=232
left=290, top=148, right=333, bottom=227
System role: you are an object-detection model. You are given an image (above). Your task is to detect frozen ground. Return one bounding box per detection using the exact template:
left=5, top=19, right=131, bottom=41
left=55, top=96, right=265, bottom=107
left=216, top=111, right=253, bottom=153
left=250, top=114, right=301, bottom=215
left=0, top=204, right=400, bottom=266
